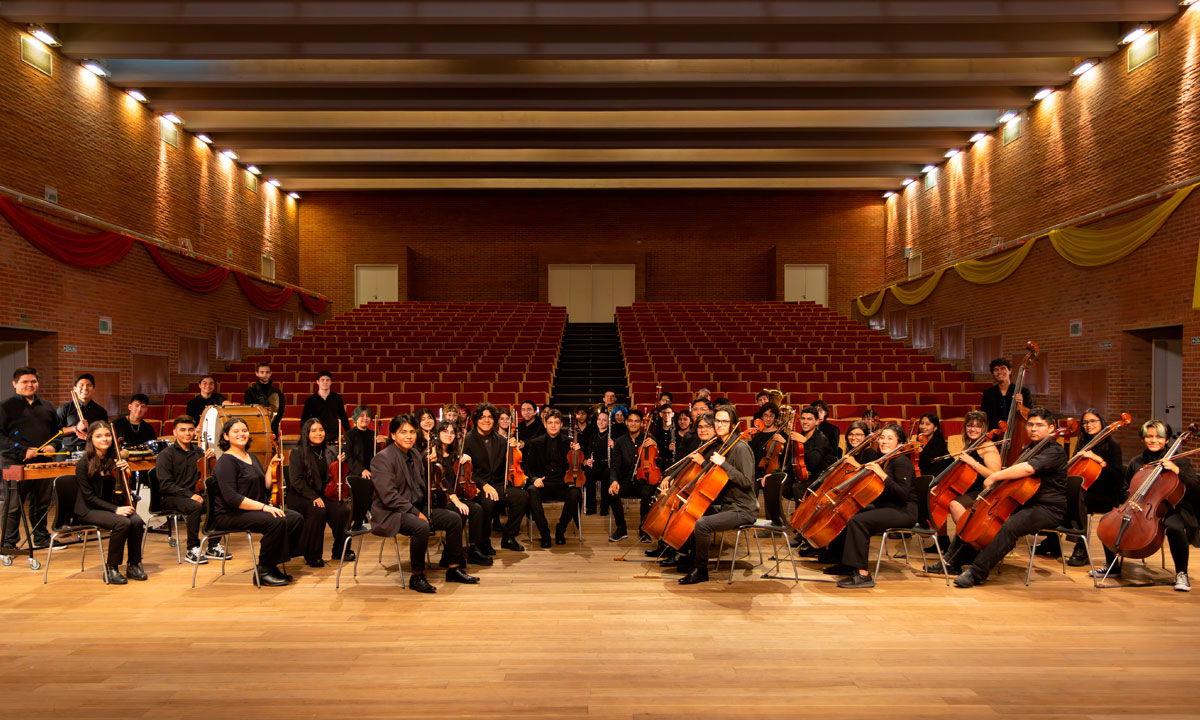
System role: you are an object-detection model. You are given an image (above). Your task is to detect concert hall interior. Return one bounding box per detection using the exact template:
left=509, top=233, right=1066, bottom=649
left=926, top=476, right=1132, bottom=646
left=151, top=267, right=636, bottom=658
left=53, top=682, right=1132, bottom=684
left=2, top=2, right=1200, bottom=719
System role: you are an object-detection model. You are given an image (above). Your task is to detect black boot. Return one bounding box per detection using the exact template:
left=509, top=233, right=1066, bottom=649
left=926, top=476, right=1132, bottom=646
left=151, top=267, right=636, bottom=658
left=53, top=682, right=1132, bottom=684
left=1066, top=541, right=1090, bottom=567
left=104, top=565, right=127, bottom=585
left=468, top=546, right=494, bottom=566
left=678, top=567, right=709, bottom=585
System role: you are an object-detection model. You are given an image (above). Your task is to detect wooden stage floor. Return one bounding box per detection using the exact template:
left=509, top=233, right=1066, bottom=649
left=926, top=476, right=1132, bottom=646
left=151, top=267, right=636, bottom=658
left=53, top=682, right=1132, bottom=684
left=1, top=513, right=1196, bottom=720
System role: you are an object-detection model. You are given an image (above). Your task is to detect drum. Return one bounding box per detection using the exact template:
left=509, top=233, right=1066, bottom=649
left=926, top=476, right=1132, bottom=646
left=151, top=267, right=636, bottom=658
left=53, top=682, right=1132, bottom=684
left=200, top=405, right=274, bottom=470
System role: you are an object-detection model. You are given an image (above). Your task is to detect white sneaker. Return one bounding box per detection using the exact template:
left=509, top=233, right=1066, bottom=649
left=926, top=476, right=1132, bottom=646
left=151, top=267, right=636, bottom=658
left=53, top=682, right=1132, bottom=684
left=1175, top=572, right=1190, bottom=592
left=183, top=547, right=208, bottom=565
left=1088, top=560, right=1120, bottom=578
left=205, top=543, right=232, bottom=560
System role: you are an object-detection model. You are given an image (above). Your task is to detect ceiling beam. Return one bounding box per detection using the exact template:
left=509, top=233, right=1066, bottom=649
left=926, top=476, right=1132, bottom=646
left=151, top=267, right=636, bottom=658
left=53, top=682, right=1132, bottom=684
left=279, top=177, right=905, bottom=190
left=254, top=161, right=922, bottom=178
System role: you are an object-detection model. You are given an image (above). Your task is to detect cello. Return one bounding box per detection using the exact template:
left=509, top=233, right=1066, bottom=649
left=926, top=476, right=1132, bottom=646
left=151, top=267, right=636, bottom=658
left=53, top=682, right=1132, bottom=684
left=641, top=436, right=720, bottom=541
left=789, top=428, right=882, bottom=532
left=799, top=437, right=924, bottom=549
left=660, top=421, right=761, bottom=550
left=927, top=424, right=1005, bottom=530
left=955, top=419, right=1076, bottom=550
left=1069, top=412, right=1132, bottom=490
left=1097, top=422, right=1197, bottom=560
left=999, top=341, right=1039, bottom=467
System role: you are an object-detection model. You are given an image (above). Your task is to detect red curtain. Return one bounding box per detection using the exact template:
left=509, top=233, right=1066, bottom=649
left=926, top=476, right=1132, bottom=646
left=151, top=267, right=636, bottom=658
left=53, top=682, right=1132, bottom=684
left=299, top=293, right=326, bottom=315
left=0, top=195, right=135, bottom=268
left=143, top=243, right=229, bottom=293
left=233, top=270, right=294, bottom=311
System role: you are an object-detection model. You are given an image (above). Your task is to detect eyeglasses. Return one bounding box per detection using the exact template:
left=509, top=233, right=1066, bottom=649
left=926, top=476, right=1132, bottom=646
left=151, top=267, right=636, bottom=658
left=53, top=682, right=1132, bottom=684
left=1082, top=418, right=1101, bottom=425
left=696, top=424, right=714, bottom=430
left=714, top=419, right=731, bottom=425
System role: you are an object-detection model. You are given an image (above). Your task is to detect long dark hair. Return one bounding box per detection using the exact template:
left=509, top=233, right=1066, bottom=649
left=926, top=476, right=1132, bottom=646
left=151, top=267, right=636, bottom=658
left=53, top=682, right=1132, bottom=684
left=298, top=417, right=329, bottom=484
left=1080, top=408, right=1116, bottom=455
left=84, top=420, right=119, bottom=477
left=434, top=420, right=459, bottom=460
left=217, top=418, right=252, bottom=451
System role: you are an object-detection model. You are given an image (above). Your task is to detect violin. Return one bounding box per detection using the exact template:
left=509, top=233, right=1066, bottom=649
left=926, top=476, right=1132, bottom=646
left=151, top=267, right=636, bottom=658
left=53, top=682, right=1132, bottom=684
left=927, top=424, right=1005, bottom=530
left=195, top=428, right=214, bottom=494
left=428, top=440, right=449, bottom=512
left=999, top=341, right=1039, bottom=467
left=323, top=423, right=351, bottom=502
left=634, top=433, right=662, bottom=486
left=905, top=416, right=931, bottom=476
left=660, top=421, right=762, bottom=550
left=1069, top=412, right=1132, bottom=490
left=799, top=438, right=924, bottom=548
left=789, top=411, right=810, bottom=483
left=641, top=436, right=720, bottom=541
left=956, top=419, right=1076, bottom=550
left=566, top=423, right=587, bottom=488
left=758, top=406, right=795, bottom=476
left=789, top=429, right=883, bottom=532
left=505, top=406, right=526, bottom=488
left=453, top=428, right=478, bottom=500
left=1097, top=422, right=1197, bottom=560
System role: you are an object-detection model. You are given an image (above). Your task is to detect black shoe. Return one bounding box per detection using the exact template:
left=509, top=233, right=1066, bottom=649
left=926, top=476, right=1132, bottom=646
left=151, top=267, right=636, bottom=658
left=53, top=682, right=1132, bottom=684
left=953, top=568, right=978, bottom=588
left=307, top=558, right=326, bottom=568
left=257, top=566, right=288, bottom=586
left=821, top=564, right=854, bottom=576
left=409, top=574, right=437, bottom=594
left=599, top=510, right=609, bottom=517
left=105, top=565, right=127, bottom=585
left=275, top=566, right=295, bottom=582
left=340, top=549, right=357, bottom=563
left=446, top=566, right=480, bottom=584
left=585, top=508, right=597, bottom=515
left=678, top=567, right=709, bottom=585
left=609, top=528, right=628, bottom=542
left=657, top=551, right=681, bottom=567
left=125, top=563, right=148, bottom=581
left=639, top=532, right=652, bottom=543
left=923, top=560, right=960, bottom=575
left=480, top=542, right=496, bottom=557
left=644, top=544, right=668, bottom=558
left=467, top=547, right=494, bottom=566
left=501, top=537, right=525, bottom=552
left=539, top=536, right=552, bottom=549
left=1066, top=543, right=1090, bottom=567
left=837, top=572, right=875, bottom=589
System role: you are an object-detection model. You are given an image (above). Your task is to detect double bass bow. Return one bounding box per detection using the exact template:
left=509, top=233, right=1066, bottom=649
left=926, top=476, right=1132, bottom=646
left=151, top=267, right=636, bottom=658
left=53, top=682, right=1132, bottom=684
left=789, top=428, right=883, bottom=532
left=1069, top=412, right=1132, bottom=490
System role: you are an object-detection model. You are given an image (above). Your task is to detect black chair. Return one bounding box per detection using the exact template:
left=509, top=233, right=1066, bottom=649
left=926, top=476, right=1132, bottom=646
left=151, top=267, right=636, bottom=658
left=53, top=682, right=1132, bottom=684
left=43, top=475, right=108, bottom=585
left=716, top=471, right=800, bottom=584
left=141, top=468, right=186, bottom=564
left=1023, top=475, right=1098, bottom=587
left=335, top=475, right=379, bottom=589
left=191, top=477, right=261, bottom=588
left=872, top=475, right=951, bottom=585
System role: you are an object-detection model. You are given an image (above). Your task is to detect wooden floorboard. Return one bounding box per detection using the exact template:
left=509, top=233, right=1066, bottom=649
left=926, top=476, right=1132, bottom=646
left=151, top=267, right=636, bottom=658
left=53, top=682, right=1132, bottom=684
left=2, top=514, right=1197, bottom=720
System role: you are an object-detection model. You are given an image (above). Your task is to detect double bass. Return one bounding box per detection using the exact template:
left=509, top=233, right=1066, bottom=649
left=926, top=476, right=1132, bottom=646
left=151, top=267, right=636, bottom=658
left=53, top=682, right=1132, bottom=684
left=659, top=421, right=761, bottom=550
left=1097, top=422, right=1197, bottom=560
left=999, top=341, right=1039, bottom=467
left=789, top=428, right=882, bottom=532
left=927, top=424, right=1005, bottom=530
left=1069, top=412, right=1132, bottom=490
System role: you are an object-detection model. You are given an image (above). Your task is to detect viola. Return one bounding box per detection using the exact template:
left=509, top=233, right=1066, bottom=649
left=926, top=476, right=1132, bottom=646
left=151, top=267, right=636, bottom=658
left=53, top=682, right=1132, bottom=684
left=1097, top=422, right=1197, bottom=560
left=1068, top=412, right=1132, bottom=490
left=635, top=437, right=662, bottom=486
left=660, top=421, right=762, bottom=550
left=999, top=341, right=1039, bottom=467
left=641, top=436, right=720, bottom=541
left=789, top=412, right=810, bottom=483
left=323, top=424, right=352, bottom=502
left=453, top=429, right=478, bottom=500
left=927, top=424, right=1005, bottom=530
left=759, top=406, right=795, bottom=476
left=566, top=423, right=587, bottom=488
left=956, top=420, right=1076, bottom=550
left=505, top=407, right=526, bottom=488
left=195, top=429, right=214, bottom=494
left=799, top=439, right=924, bottom=548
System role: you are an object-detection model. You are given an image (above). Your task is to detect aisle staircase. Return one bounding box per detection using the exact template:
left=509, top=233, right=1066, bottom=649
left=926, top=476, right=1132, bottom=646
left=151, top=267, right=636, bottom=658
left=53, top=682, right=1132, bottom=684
left=549, top=323, right=630, bottom=410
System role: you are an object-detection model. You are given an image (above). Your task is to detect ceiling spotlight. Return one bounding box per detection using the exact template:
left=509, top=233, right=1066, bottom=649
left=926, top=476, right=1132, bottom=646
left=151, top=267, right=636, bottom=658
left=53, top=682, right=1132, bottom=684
left=267, top=178, right=281, bottom=188
left=1032, top=88, right=1054, bottom=101
left=944, top=149, right=959, bottom=159
left=922, top=165, right=936, bottom=174
left=998, top=111, right=1017, bottom=124
left=288, top=192, right=301, bottom=200
left=82, top=60, right=110, bottom=77
left=196, top=134, right=213, bottom=144
left=28, top=25, right=61, bottom=47
left=127, top=89, right=148, bottom=103
left=246, top=165, right=261, bottom=175
left=1072, top=58, right=1099, bottom=76
left=883, top=191, right=895, bottom=199
left=1183, top=0, right=1198, bottom=6
left=162, top=113, right=182, bottom=125
left=221, top=149, right=238, bottom=160
left=969, top=132, right=987, bottom=143
left=1121, top=24, right=1151, bottom=44
left=901, top=178, right=915, bottom=187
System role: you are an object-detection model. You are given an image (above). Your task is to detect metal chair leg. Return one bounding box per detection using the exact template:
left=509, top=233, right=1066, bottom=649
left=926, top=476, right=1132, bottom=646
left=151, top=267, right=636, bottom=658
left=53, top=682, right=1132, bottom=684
left=192, top=532, right=205, bottom=588
left=246, top=533, right=260, bottom=588
left=79, top=531, right=87, bottom=571
left=336, top=536, right=351, bottom=589
left=173, top=516, right=182, bottom=564
left=728, top=530, right=742, bottom=584
left=42, top=531, right=57, bottom=584
left=353, top=534, right=364, bottom=579
left=872, top=531, right=889, bottom=580
left=1025, top=534, right=1041, bottom=586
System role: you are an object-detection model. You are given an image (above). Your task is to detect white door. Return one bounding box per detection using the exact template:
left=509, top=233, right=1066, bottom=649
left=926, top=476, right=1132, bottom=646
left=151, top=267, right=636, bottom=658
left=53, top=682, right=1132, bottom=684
left=784, top=264, right=828, bottom=306
left=0, top=342, right=28, bottom=386
left=591, top=265, right=636, bottom=322
left=1152, top=338, right=1183, bottom=430
left=549, top=264, right=635, bottom=322
left=354, top=264, right=399, bottom=306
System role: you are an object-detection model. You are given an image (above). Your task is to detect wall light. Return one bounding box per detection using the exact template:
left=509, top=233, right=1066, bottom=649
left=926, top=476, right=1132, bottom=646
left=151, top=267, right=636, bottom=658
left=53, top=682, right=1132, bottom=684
left=246, top=165, right=261, bottom=175
left=998, top=111, right=1017, bottom=124
left=883, top=191, right=895, bottom=199
left=1072, top=58, right=1099, bottom=76
left=1183, top=0, right=1198, bottom=6
left=288, top=192, right=301, bottom=200
left=944, top=149, right=959, bottom=159
left=922, top=165, right=936, bottom=173
left=969, top=132, right=987, bottom=143
left=162, top=113, right=182, bottom=124
left=267, top=178, right=281, bottom=187
left=221, top=149, right=238, bottom=160
left=127, top=89, right=148, bottom=103
left=82, top=60, right=110, bottom=77
left=1120, top=24, right=1152, bottom=44
left=196, top=134, right=213, bottom=144
left=28, top=25, right=61, bottom=47
left=1032, top=88, right=1054, bottom=101
left=901, top=178, right=915, bottom=186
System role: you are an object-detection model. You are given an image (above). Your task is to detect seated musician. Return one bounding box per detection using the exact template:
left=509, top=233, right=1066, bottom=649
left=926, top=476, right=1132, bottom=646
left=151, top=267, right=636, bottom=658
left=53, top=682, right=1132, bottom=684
left=655, top=413, right=719, bottom=567
left=345, top=405, right=380, bottom=481
left=586, top=411, right=612, bottom=518
left=607, top=409, right=658, bottom=543
left=928, top=411, right=1001, bottom=550
left=300, top=370, right=350, bottom=436
left=415, top=408, right=438, bottom=456
left=429, top=420, right=492, bottom=566
left=810, top=399, right=841, bottom=455
left=917, top=413, right=951, bottom=478
left=750, top=402, right=782, bottom=478
left=154, top=415, right=229, bottom=565
left=210, top=417, right=302, bottom=587
left=844, top=421, right=880, bottom=463
left=243, top=362, right=285, bottom=439
left=792, top=421, right=878, bottom=554
left=860, top=408, right=880, bottom=432
left=674, top=397, right=711, bottom=460
left=674, top=404, right=757, bottom=585
left=1092, top=420, right=1196, bottom=592
left=463, top=402, right=530, bottom=553
left=782, top=406, right=835, bottom=501
left=496, top=408, right=513, bottom=440
left=570, top=406, right=597, bottom=513
left=286, top=418, right=352, bottom=568
left=112, top=393, right=157, bottom=447
left=1065, top=409, right=1123, bottom=567
left=929, top=407, right=1067, bottom=588
left=1, top=366, right=59, bottom=551
left=57, top=373, right=109, bottom=455
left=652, top=404, right=677, bottom=473
left=522, top=409, right=584, bottom=547
left=369, top=414, right=479, bottom=593
left=74, top=421, right=147, bottom=584
left=980, top=357, right=1032, bottom=431
left=518, top=400, right=546, bottom=441
left=185, top=375, right=232, bottom=423
left=821, top=423, right=917, bottom=589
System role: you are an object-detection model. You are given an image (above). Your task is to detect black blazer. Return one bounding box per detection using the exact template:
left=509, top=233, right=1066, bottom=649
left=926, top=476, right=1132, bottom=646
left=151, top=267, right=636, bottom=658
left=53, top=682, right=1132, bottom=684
left=369, top=443, right=427, bottom=536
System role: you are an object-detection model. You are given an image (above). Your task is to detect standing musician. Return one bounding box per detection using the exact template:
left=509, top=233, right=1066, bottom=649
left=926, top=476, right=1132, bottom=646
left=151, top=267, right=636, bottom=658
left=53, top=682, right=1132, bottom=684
left=154, top=414, right=229, bottom=565
left=1067, top=409, right=1123, bottom=567
left=300, top=370, right=351, bottom=435
left=463, top=403, right=530, bottom=553
left=1093, top=420, right=1197, bottom=591
left=112, top=394, right=157, bottom=447
left=928, top=411, right=1001, bottom=550
left=607, top=409, right=658, bottom=543
left=599, top=390, right=618, bottom=417
left=522, top=409, right=584, bottom=547
left=57, top=373, right=109, bottom=455
left=243, top=362, right=285, bottom=439
left=610, top=406, right=629, bottom=440
left=652, top=404, right=677, bottom=472
left=821, top=423, right=917, bottom=589
left=210, top=417, right=302, bottom=587
left=369, top=414, right=479, bottom=593
left=518, top=400, right=546, bottom=441
left=286, top=418, right=352, bottom=568
left=74, top=421, right=147, bottom=584
left=585, top=411, right=612, bottom=518
left=345, top=406, right=380, bottom=482
left=1, top=366, right=59, bottom=551
left=749, top=403, right=782, bottom=477
left=185, top=375, right=232, bottom=423
left=980, top=357, right=1032, bottom=431
left=674, top=404, right=757, bottom=585
left=429, top=420, right=492, bottom=566
left=928, top=407, right=1067, bottom=588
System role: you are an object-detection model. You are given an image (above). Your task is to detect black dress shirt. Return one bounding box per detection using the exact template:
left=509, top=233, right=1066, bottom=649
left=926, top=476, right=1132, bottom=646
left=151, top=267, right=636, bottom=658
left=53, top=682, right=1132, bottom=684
left=56, top=399, right=109, bottom=453
left=186, top=393, right=225, bottom=424
left=0, top=394, right=59, bottom=466
left=300, top=391, right=350, bottom=434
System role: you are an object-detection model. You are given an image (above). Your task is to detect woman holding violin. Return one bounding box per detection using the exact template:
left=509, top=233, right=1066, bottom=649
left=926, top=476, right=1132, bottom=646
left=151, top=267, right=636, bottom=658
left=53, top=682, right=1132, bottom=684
left=916, top=414, right=951, bottom=478
left=286, top=418, right=351, bottom=568
left=821, top=423, right=917, bottom=589
left=429, top=420, right=492, bottom=566
left=73, top=421, right=147, bottom=584
left=1066, top=409, right=1123, bottom=567
left=750, top=403, right=782, bottom=478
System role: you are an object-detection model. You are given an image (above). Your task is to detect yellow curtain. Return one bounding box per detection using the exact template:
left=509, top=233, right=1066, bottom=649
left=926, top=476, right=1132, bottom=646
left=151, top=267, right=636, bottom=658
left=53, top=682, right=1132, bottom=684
left=890, top=268, right=946, bottom=305
left=1048, top=184, right=1195, bottom=266
left=856, top=289, right=887, bottom=317
left=953, top=238, right=1039, bottom=284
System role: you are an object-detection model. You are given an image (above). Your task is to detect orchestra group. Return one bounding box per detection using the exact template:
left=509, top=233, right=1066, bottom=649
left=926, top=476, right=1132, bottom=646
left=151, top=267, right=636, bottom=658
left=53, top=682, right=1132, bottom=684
left=1, top=353, right=1196, bottom=594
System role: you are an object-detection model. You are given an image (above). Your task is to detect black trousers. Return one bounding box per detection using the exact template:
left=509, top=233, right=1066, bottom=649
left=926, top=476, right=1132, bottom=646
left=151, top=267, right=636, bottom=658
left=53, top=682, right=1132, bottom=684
left=387, top=508, right=464, bottom=573
left=286, top=495, right=350, bottom=562
left=1100, top=507, right=1192, bottom=573
left=2, top=476, right=52, bottom=548
left=829, top=503, right=917, bottom=571
left=966, top=503, right=1064, bottom=581
left=213, top=509, right=304, bottom=568
left=527, top=477, right=582, bottom=538
left=77, top=508, right=145, bottom=566
left=609, top=481, right=656, bottom=535
left=587, top=463, right=609, bottom=513
left=160, top=495, right=204, bottom=549
left=478, top=484, right=529, bottom=541
left=693, top=508, right=756, bottom=560
left=439, top=498, right=484, bottom=546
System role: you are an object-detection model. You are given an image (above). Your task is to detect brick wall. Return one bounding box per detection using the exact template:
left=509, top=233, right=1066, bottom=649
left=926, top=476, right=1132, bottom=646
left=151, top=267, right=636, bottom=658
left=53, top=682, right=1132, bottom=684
left=299, top=189, right=885, bottom=314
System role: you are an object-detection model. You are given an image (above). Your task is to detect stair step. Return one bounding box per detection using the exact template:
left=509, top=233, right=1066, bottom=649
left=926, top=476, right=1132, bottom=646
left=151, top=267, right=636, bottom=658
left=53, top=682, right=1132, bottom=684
left=551, top=321, right=629, bottom=409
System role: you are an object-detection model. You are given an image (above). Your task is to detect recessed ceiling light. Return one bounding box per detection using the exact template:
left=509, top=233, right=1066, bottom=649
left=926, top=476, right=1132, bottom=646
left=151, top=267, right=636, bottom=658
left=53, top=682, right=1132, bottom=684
left=944, top=149, right=959, bottom=159
left=969, top=132, right=987, bottom=143
left=221, top=149, right=238, bottom=160
left=28, top=26, right=60, bottom=47
left=1183, top=0, right=1198, bottom=6
left=127, top=90, right=148, bottom=103
left=162, top=113, right=182, bottom=125
left=1032, top=88, right=1054, bottom=101
left=1072, top=58, right=1099, bottom=76
left=267, top=179, right=281, bottom=188
left=82, top=60, right=109, bottom=77
left=246, top=165, right=261, bottom=175
left=196, top=134, right=213, bottom=144
left=1121, top=24, right=1151, bottom=44
left=288, top=192, right=301, bottom=200
left=901, top=178, right=915, bottom=186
